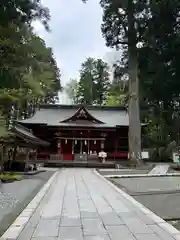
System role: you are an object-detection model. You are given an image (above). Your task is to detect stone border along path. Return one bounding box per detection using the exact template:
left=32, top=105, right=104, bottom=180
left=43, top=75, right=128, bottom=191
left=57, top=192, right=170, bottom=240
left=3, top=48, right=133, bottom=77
left=148, top=164, right=170, bottom=175
left=1, top=168, right=180, bottom=240
left=99, top=165, right=180, bottom=178
left=103, top=173, right=180, bottom=178
left=0, top=171, right=59, bottom=240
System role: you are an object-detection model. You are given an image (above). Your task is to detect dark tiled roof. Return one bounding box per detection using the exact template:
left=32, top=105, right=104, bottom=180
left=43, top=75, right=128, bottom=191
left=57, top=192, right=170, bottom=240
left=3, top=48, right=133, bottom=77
left=12, top=124, right=49, bottom=146
left=17, top=104, right=129, bottom=127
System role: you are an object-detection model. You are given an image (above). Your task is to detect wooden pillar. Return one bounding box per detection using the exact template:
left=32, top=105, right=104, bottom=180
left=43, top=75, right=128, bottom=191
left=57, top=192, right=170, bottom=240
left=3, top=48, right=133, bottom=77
left=34, top=149, right=37, bottom=171
left=80, top=139, right=82, bottom=154
left=25, top=147, right=30, bottom=172
left=72, top=139, right=74, bottom=154
left=88, top=139, right=90, bottom=154
left=101, top=140, right=104, bottom=150
left=112, top=137, right=117, bottom=161
left=57, top=139, right=61, bottom=155
left=115, top=137, right=118, bottom=153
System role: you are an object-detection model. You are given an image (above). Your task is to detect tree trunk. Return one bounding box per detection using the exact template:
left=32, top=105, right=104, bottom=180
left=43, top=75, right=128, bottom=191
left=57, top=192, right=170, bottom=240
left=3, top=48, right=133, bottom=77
left=0, top=145, right=5, bottom=174
left=128, top=0, right=142, bottom=165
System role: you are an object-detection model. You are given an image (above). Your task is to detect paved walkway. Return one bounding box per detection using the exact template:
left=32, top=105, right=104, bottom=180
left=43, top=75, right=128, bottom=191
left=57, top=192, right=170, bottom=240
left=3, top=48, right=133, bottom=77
left=2, top=168, right=180, bottom=240
left=148, top=164, right=170, bottom=175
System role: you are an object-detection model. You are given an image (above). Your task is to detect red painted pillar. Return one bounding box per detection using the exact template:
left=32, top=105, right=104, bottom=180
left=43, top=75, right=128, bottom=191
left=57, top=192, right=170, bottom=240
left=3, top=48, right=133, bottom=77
left=57, top=141, right=61, bottom=155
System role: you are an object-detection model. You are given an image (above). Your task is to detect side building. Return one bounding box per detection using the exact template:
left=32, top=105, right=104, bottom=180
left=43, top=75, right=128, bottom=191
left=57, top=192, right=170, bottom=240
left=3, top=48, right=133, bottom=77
left=17, top=104, right=129, bottom=161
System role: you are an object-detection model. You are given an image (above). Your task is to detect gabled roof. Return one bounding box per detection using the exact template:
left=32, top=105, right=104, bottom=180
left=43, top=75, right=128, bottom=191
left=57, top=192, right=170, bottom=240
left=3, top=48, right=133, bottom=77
left=11, top=123, right=49, bottom=146
left=17, top=104, right=129, bottom=127
left=61, top=106, right=104, bottom=124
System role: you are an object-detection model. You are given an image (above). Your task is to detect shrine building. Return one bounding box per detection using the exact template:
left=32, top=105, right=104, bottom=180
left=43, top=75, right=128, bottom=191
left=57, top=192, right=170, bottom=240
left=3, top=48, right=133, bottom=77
left=16, top=104, right=130, bottom=161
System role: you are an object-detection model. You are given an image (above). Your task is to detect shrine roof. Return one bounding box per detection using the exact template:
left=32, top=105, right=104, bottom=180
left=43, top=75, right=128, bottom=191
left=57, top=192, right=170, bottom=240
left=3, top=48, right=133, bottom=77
left=11, top=123, right=49, bottom=146
left=17, top=104, right=129, bottom=127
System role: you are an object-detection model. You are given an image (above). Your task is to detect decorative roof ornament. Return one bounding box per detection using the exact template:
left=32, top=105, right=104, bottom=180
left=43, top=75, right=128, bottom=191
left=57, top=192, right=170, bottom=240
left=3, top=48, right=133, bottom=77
left=77, top=109, right=87, bottom=119
left=60, top=106, right=104, bottom=124
left=55, top=132, right=61, bottom=137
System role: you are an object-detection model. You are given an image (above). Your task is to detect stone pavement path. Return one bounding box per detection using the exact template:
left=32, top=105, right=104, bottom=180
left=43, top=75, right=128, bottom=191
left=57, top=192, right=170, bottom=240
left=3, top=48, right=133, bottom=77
left=148, top=164, right=170, bottom=175
left=4, top=168, right=180, bottom=240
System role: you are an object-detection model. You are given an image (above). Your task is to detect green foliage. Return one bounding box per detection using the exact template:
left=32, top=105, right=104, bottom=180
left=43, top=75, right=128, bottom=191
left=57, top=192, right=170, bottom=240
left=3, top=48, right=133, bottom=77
left=0, top=1, right=61, bottom=136
left=0, top=114, right=8, bottom=137
left=171, top=163, right=180, bottom=171
left=149, top=141, right=177, bottom=162
left=0, top=0, right=50, bottom=28
left=66, top=57, right=110, bottom=105
left=106, top=95, right=121, bottom=106
left=93, top=59, right=110, bottom=105
left=100, top=0, right=180, bottom=159
left=0, top=173, right=23, bottom=182
left=107, top=89, right=127, bottom=106
left=65, top=79, right=79, bottom=104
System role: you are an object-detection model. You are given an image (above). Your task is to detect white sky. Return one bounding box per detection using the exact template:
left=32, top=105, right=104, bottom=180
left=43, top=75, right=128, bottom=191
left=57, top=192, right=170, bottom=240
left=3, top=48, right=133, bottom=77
left=33, top=0, right=120, bottom=103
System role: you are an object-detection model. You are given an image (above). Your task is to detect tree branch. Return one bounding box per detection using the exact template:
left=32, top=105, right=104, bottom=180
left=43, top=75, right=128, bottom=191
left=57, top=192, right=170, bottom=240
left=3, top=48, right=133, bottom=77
left=122, top=22, right=128, bottom=36
left=118, top=40, right=128, bottom=45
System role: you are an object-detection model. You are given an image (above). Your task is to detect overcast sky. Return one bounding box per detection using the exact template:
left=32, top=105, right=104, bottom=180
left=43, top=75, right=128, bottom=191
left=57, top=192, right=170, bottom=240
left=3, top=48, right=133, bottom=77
left=34, top=0, right=108, bottom=83
left=33, top=0, right=120, bottom=103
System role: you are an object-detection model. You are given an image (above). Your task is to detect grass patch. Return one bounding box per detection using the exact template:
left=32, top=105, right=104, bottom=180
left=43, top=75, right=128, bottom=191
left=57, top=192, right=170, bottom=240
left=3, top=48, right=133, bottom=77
left=0, top=173, right=24, bottom=182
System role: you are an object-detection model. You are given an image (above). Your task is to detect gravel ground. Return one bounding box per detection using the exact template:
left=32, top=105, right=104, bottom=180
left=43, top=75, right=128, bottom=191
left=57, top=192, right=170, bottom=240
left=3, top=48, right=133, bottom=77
left=109, top=176, right=180, bottom=220
left=112, top=176, right=180, bottom=194
left=0, top=171, right=54, bottom=236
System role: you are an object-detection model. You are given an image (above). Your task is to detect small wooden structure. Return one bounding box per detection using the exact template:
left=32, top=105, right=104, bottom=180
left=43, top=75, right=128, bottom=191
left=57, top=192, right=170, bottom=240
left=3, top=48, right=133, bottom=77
left=0, top=123, right=49, bottom=171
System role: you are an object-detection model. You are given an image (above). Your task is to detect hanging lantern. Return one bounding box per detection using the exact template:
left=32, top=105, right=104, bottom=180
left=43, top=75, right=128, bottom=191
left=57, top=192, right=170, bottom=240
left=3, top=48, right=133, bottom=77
left=65, top=139, right=67, bottom=144
left=94, top=140, right=96, bottom=144
left=85, top=140, right=87, bottom=145
left=75, top=140, right=77, bottom=145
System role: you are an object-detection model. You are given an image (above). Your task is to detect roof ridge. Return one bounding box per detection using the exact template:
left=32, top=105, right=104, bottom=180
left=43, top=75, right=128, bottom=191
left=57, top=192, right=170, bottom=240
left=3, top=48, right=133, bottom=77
left=38, top=104, right=127, bottom=111
left=14, top=122, right=33, bottom=133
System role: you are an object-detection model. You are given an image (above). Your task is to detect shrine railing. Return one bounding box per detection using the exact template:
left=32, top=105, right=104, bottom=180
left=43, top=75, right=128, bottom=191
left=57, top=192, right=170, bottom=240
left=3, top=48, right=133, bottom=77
left=50, top=154, right=63, bottom=161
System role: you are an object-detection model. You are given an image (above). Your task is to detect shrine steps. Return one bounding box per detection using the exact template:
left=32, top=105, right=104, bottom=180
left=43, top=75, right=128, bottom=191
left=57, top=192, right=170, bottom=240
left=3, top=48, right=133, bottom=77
left=43, top=160, right=116, bottom=168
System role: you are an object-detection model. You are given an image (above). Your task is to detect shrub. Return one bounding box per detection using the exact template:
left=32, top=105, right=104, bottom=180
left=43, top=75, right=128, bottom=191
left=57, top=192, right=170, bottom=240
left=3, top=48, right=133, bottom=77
left=149, top=141, right=177, bottom=162
left=171, top=164, right=180, bottom=171
left=0, top=173, right=23, bottom=183
left=149, top=148, right=159, bottom=162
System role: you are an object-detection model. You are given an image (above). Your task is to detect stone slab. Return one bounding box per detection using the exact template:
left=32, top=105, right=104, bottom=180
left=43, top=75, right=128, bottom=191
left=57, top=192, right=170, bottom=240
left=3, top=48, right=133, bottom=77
left=106, top=225, right=136, bottom=240
left=32, top=219, right=59, bottom=237
left=84, top=235, right=111, bottom=240
left=82, top=218, right=107, bottom=235
left=135, top=233, right=162, bottom=240
left=3, top=168, right=180, bottom=240
left=58, top=226, right=83, bottom=240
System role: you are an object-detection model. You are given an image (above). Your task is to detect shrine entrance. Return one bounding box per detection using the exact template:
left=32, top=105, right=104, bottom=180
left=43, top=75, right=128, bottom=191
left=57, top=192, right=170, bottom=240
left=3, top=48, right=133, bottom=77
left=73, top=139, right=89, bottom=154
left=56, top=136, right=106, bottom=161
left=73, top=139, right=88, bottom=161
left=74, top=140, right=81, bottom=154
